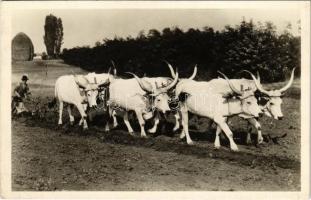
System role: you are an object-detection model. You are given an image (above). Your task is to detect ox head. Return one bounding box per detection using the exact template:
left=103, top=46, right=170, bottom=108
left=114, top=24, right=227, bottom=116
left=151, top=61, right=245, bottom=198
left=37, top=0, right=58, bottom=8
left=127, top=71, right=179, bottom=114
left=244, top=68, right=295, bottom=120
left=75, top=73, right=110, bottom=108
left=218, top=71, right=263, bottom=118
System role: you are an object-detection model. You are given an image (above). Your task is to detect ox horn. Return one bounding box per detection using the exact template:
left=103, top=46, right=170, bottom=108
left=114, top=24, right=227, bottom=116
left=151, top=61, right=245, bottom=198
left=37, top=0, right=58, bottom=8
left=243, top=70, right=271, bottom=96
left=111, top=60, right=117, bottom=76
left=217, top=71, right=243, bottom=96
left=164, top=60, right=177, bottom=79
left=98, top=66, right=111, bottom=87
left=126, top=72, right=153, bottom=93
left=98, top=67, right=112, bottom=87
left=256, top=71, right=260, bottom=83
left=278, top=67, right=296, bottom=93
left=188, top=64, right=198, bottom=80
left=159, top=70, right=179, bottom=92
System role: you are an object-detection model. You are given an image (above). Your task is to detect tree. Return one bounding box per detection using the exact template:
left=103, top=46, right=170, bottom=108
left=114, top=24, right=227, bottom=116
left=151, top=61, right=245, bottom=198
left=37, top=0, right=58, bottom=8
left=55, top=18, right=64, bottom=56
left=43, top=14, right=63, bottom=58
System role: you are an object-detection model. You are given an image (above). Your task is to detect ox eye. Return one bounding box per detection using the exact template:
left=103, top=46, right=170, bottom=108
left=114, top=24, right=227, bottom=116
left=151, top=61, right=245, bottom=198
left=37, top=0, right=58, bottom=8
left=270, top=102, right=274, bottom=105
left=247, top=102, right=251, bottom=105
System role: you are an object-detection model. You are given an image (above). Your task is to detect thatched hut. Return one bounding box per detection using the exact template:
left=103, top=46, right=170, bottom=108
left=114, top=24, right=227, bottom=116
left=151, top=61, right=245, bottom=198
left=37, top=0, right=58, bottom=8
left=12, top=32, right=34, bottom=61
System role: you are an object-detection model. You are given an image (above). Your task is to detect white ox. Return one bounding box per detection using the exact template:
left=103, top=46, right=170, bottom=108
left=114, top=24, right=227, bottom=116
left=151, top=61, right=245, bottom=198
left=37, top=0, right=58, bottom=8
left=142, top=64, right=198, bottom=134
left=107, top=71, right=179, bottom=137
left=240, top=68, right=296, bottom=143
left=54, top=74, right=109, bottom=129
left=174, top=72, right=263, bottom=151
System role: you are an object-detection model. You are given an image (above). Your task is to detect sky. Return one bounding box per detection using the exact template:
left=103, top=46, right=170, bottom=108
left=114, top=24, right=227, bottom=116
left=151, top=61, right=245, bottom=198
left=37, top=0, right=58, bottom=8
left=11, top=9, right=301, bottom=53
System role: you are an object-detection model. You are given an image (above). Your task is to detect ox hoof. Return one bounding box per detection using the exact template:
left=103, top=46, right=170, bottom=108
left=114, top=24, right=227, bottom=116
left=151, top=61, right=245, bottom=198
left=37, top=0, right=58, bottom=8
left=69, top=121, right=74, bottom=126
left=230, top=145, right=239, bottom=152
left=173, top=126, right=179, bottom=132
left=128, top=132, right=135, bottom=136
left=179, top=133, right=186, bottom=139
left=187, top=140, right=194, bottom=145
left=147, top=129, right=156, bottom=134
left=246, top=138, right=252, bottom=145
left=141, top=135, right=148, bottom=138
left=214, top=145, right=220, bottom=150
left=258, top=137, right=264, bottom=144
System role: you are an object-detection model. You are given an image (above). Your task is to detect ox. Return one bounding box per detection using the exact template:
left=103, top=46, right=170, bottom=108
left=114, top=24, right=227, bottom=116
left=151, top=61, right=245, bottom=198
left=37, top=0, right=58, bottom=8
left=54, top=74, right=109, bottom=129
left=241, top=68, right=296, bottom=143
left=169, top=65, right=295, bottom=145
left=83, top=65, right=119, bottom=129
left=174, top=71, right=262, bottom=151
left=107, top=71, right=179, bottom=137
left=142, top=64, right=198, bottom=134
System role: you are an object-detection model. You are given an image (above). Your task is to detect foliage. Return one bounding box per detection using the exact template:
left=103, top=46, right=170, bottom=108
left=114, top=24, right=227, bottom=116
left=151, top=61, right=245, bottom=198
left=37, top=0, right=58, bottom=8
left=61, top=20, right=300, bottom=82
left=43, top=14, right=64, bottom=58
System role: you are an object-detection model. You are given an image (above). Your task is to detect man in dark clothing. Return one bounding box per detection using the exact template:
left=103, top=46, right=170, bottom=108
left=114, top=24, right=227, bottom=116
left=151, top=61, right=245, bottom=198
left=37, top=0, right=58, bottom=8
left=12, top=74, right=31, bottom=114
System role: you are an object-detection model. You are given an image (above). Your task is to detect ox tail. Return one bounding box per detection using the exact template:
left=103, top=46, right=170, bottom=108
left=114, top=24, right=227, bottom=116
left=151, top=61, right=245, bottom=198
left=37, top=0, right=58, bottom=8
left=48, top=85, right=58, bottom=109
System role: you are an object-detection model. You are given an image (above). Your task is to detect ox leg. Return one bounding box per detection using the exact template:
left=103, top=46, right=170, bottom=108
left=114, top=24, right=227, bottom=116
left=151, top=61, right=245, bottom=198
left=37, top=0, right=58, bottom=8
left=247, top=118, right=263, bottom=144
left=67, top=104, right=74, bottom=125
left=214, top=125, right=222, bottom=149
left=58, top=101, right=63, bottom=125
left=112, top=110, right=118, bottom=128
left=123, top=111, right=134, bottom=135
left=78, top=103, right=88, bottom=126
left=78, top=118, right=84, bottom=126
left=148, top=111, right=159, bottom=133
left=82, top=103, right=88, bottom=111
left=246, top=122, right=252, bottom=145
left=173, top=111, right=181, bottom=132
left=135, top=110, right=147, bottom=138
left=105, top=123, right=110, bottom=132
left=215, top=118, right=239, bottom=151
left=180, top=130, right=186, bottom=139
left=76, top=104, right=88, bottom=130
left=180, top=105, right=193, bottom=145
left=104, top=110, right=110, bottom=132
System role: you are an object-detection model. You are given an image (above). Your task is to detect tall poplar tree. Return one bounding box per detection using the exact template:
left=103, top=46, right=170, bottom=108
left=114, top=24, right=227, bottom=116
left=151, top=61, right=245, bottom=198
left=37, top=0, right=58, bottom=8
left=43, top=14, right=63, bottom=58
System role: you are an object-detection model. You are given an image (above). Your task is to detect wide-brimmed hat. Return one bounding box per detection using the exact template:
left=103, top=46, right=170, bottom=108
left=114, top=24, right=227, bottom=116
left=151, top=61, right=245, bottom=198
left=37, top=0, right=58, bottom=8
left=21, top=74, right=29, bottom=81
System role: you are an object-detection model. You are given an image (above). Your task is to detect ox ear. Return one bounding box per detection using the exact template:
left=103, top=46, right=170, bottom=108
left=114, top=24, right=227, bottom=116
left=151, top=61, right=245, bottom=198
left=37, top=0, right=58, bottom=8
left=74, top=75, right=88, bottom=89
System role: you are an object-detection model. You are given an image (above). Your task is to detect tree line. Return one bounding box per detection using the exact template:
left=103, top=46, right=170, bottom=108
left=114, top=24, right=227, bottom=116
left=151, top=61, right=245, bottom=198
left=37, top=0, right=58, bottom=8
left=61, top=19, right=300, bottom=83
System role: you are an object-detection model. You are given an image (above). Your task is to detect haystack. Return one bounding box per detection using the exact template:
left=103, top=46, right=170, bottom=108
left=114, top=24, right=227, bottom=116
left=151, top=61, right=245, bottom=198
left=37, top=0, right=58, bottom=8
left=12, top=32, right=34, bottom=61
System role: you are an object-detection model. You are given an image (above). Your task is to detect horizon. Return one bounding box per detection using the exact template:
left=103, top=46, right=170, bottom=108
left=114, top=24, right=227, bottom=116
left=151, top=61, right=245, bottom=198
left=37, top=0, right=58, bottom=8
left=12, top=9, right=300, bottom=54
